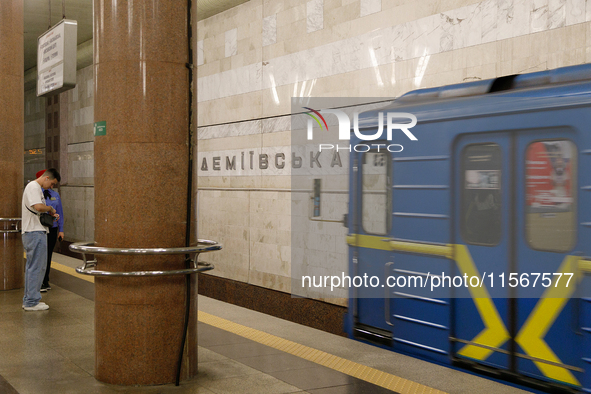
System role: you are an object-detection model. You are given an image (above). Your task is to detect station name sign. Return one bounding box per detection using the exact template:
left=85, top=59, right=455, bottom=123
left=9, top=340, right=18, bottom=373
left=37, top=19, right=78, bottom=97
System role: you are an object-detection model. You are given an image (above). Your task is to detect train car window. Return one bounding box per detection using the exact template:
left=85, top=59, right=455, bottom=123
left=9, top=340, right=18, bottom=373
left=461, top=143, right=502, bottom=246
left=361, top=150, right=391, bottom=235
left=525, top=140, right=577, bottom=252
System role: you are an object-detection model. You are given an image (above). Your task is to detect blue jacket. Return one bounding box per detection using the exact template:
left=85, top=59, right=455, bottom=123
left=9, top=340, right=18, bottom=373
left=42, top=188, right=64, bottom=231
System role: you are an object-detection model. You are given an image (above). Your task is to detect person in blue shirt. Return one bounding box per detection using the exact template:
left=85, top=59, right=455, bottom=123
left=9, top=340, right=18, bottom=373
left=36, top=169, right=64, bottom=292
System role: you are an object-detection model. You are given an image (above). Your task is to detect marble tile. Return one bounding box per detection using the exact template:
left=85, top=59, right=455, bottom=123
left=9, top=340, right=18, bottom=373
left=513, top=0, right=532, bottom=37
left=262, top=55, right=288, bottom=90
left=198, top=62, right=262, bottom=102
left=262, top=115, right=291, bottom=134
left=531, top=0, right=550, bottom=32
left=479, top=0, right=497, bottom=44
left=415, top=14, right=443, bottom=57
left=198, top=119, right=262, bottom=140
left=263, top=14, right=277, bottom=47
left=24, top=118, right=45, bottom=149
left=73, top=106, right=94, bottom=127
left=439, top=11, right=455, bottom=52
left=72, top=85, right=80, bottom=103
left=70, top=154, right=94, bottom=179
left=360, top=0, right=382, bottom=17
left=86, top=78, right=93, bottom=99
left=198, top=39, right=204, bottom=66
left=389, top=22, right=413, bottom=62
left=225, top=28, right=238, bottom=58
left=496, top=0, right=514, bottom=41
left=306, top=45, right=336, bottom=81
left=454, top=4, right=482, bottom=51
left=83, top=187, right=95, bottom=243
left=549, top=0, right=567, bottom=28
left=566, top=0, right=586, bottom=24
left=307, top=0, right=324, bottom=33
left=263, top=0, right=285, bottom=18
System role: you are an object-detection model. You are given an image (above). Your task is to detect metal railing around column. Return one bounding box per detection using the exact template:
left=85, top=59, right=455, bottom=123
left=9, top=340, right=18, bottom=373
left=0, top=218, right=21, bottom=234
left=70, top=238, right=221, bottom=385
left=69, top=239, right=221, bottom=276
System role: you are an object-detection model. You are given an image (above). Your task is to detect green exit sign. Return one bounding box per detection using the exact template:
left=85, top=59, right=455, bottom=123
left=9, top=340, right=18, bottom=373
left=94, top=121, right=106, bottom=136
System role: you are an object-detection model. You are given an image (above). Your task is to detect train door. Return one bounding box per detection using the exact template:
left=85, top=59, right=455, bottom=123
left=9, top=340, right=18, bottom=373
left=454, top=129, right=583, bottom=387
left=351, top=147, right=394, bottom=342
left=514, top=131, right=583, bottom=387
left=453, top=133, right=512, bottom=371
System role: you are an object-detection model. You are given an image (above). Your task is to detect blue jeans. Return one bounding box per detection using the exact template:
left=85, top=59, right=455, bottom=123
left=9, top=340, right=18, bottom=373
left=22, top=231, right=47, bottom=307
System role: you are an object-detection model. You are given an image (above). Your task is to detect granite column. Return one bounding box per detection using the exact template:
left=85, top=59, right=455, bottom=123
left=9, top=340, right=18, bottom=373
left=93, top=1, right=196, bottom=384
left=0, top=0, right=24, bottom=291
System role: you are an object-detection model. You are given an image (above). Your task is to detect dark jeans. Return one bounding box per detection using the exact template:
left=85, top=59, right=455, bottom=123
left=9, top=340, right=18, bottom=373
left=43, top=227, right=58, bottom=287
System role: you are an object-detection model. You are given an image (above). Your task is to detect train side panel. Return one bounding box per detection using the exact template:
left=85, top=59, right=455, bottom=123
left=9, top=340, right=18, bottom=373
left=347, top=66, right=591, bottom=392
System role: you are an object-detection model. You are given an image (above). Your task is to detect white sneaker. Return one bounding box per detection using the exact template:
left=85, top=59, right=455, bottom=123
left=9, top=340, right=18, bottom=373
left=22, top=302, right=49, bottom=311
left=22, top=302, right=48, bottom=308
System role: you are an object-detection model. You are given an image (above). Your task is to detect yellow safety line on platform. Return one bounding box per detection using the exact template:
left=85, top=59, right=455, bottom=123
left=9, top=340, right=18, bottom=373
left=51, top=262, right=94, bottom=283
left=198, top=311, right=447, bottom=394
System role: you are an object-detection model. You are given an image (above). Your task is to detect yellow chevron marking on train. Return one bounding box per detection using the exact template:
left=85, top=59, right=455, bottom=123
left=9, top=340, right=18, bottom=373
left=347, top=234, right=454, bottom=257
left=389, top=240, right=454, bottom=258
left=579, top=259, right=591, bottom=273
left=454, top=245, right=510, bottom=360
left=348, top=234, right=584, bottom=384
left=346, top=234, right=392, bottom=251
left=348, top=236, right=509, bottom=360
left=515, top=255, right=581, bottom=387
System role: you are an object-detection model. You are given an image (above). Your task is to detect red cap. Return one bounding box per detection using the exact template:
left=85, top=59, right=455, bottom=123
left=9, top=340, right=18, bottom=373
left=36, top=169, right=46, bottom=178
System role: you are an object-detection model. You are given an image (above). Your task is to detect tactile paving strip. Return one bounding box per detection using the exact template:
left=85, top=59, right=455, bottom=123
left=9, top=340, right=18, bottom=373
left=198, top=311, right=447, bottom=394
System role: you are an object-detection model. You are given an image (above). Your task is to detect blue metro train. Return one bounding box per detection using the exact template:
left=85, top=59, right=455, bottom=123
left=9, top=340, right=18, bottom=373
left=345, top=63, right=591, bottom=392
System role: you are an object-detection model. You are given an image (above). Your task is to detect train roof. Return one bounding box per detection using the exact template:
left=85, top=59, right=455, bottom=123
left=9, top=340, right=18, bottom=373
left=356, top=63, right=591, bottom=129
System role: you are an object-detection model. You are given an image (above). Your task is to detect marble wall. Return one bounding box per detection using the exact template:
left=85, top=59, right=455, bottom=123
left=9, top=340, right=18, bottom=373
left=62, top=64, right=95, bottom=243
left=195, top=0, right=591, bottom=304
left=23, top=64, right=95, bottom=244
left=197, top=0, right=590, bottom=125
left=23, top=91, right=46, bottom=179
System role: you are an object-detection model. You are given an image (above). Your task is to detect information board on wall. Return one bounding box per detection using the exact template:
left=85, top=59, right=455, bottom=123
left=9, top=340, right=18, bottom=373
left=37, top=19, right=78, bottom=97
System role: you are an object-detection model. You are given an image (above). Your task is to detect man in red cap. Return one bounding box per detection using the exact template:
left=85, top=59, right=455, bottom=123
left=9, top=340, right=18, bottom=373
left=35, top=169, right=65, bottom=292
left=21, top=169, right=61, bottom=311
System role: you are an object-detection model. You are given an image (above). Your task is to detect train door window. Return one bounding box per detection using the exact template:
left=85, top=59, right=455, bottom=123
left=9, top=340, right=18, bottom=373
left=525, top=140, right=577, bottom=252
left=460, top=143, right=502, bottom=245
left=361, top=150, right=391, bottom=235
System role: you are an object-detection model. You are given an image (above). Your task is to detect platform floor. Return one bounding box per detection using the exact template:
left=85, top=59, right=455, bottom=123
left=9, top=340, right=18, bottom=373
left=0, top=253, right=532, bottom=393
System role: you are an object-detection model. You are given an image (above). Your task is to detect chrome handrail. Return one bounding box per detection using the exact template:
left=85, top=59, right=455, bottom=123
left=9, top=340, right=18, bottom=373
left=0, top=218, right=21, bottom=233
left=70, top=239, right=221, bottom=277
